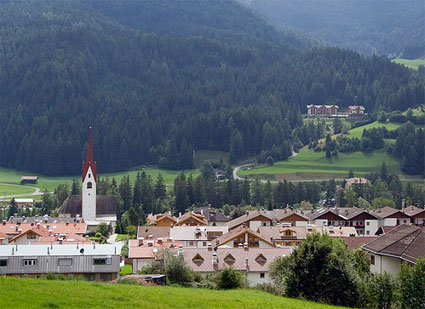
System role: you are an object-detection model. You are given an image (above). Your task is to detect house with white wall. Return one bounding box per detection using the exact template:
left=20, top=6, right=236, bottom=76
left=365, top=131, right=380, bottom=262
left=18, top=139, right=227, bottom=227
left=362, top=225, right=425, bottom=276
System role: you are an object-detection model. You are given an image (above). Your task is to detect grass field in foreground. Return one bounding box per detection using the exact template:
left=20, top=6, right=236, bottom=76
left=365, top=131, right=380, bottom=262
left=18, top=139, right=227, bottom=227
left=392, top=58, right=425, bottom=70
left=0, top=166, right=200, bottom=193
left=0, top=277, right=344, bottom=309
left=238, top=149, right=401, bottom=181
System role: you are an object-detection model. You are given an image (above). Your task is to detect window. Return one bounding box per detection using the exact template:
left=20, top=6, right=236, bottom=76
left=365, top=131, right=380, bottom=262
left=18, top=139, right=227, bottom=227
left=58, top=258, right=72, bottom=266
left=23, top=259, right=37, bottom=266
left=192, top=254, right=204, bottom=266
left=370, top=255, right=375, bottom=265
left=0, top=260, right=7, bottom=267
left=366, top=222, right=370, bottom=226
left=263, top=222, right=266, bottom=226
left=100, top=273, right=112, bottom=281
left=366, top=231, right=370, bottom=235
left=189, top=241, right=194, bottom=246
left=27, top=233, right=36, bottom=239
left=93, top=258, right=111, bottom=265
left=224, top=254, right=235, bottom=265
left=85, top=274, right=95, bottom=281
left=260, top=273, right=265, bottom=279
left=88, top=173, right=91, bottom=178
left=255, top=254, right=267, bottom=265
left=87, top=182, right=92, bottom=189
left=203, top=242, right=207, bottom=247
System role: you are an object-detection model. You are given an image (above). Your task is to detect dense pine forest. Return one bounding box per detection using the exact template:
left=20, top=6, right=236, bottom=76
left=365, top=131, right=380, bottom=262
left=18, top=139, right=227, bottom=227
left=250, top=0, right=425, bottom=58
left=0, top=0, right=424, bottom=176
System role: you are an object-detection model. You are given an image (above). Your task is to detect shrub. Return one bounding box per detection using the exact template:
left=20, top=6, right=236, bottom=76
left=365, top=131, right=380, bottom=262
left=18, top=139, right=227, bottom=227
left=397, top=258, right=425, bottom=308
left=368, top=272, right=394, bottom=309
left=116, top=278, right=140, bottom=285
left=165, top=254, right=194, bottom=285
left=214, top=267, right=246, bottom=289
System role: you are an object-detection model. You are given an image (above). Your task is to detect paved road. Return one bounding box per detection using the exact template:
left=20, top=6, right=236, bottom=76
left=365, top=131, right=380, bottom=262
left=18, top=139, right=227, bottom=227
left=232, top=151, right=298, bottom=181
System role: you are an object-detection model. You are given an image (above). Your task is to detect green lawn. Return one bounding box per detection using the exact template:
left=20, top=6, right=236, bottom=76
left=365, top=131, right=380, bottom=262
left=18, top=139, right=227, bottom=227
left=0, top=183, right=35, bottom=196
left=120, top=265, right=133, bottom=276
left=346, top=121, right=402, bottom=139
left=0, top=277, right=345, bottom=308
left=115, top=234, right=135, bottom=242
left=238, top=149, right=400, bottom=181
left=392, top=58, right=425, bottom=70
left=0, top=166, right=200, bottom=192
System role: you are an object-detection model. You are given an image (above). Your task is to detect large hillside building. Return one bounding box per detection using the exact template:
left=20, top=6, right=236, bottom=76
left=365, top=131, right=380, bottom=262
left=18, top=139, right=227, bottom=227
left=58, top=128, right=117, bottom=232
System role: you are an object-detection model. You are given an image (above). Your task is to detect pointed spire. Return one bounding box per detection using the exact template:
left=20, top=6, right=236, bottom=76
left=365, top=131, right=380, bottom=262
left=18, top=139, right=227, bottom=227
left=82, top=126, right=97, bottom=182
left=86, top=126, right=93, bottom=164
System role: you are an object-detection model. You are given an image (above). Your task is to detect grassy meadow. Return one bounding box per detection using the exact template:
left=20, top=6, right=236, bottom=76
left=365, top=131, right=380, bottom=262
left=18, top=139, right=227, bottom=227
left=238, top=149, right=401, bottom=181
left=346, top=121, right=401, bottom=139
left=0, top=165, right=200, bottom=197
left=392, top=58, right=425, bottom=70
left=0, top=277, right=345, bottom=309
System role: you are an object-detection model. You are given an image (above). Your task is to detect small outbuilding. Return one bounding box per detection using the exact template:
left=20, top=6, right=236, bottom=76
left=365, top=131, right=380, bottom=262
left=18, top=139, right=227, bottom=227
left=20, top=176, right=38, bottom=185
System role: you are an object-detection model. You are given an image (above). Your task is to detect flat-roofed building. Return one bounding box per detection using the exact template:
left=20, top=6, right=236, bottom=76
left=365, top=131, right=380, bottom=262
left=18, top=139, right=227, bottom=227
left=0, top=244, right=120, bottom=281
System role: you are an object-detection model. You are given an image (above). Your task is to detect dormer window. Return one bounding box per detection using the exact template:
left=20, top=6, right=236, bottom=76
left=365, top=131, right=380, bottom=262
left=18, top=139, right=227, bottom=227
left=255, top=254, right=267, bottom=266
left=192, top=254, right=204, bottom=266
left=87, top=182, right=92, bottom=189
left=224, top=254, right=235, bottom=265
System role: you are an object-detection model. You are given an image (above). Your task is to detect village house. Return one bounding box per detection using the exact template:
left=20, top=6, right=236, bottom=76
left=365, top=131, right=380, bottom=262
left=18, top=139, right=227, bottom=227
left=128, top=238, right=185, bottom=273
left=0, top=243, right=120, bottom=281
left=343, top=177, right=369, bottom=188
left=146, top=213, right=178, bottom=226
left=273, top=209, right=309, bottom=226
left=137, top=226, right=171, bottom=240
left=0, top=219, right=87, bottom=242
left=258, top=225, right=358, bottom=247
left=193, top=207, right=229, bottom=226
left=335, top=207, right=380, bottom=236
left=347, top=105, right=366, bottom=117
left=176, top=212, right=208, bottom=226
left=362, top=225, right=425, bottom=276
left=304, top=208, right=347, bottom=227
left=181, top=247, right=292, bottom=286
left=307, top=104, right=339, bottom=116
left=169, top=225, right=228, bottom=248
left=14, top=199, right=34, bottom=208
left=371, top=206, right=411, bottom=226
left=402, top=205, right=425, bottom=226
left=226, top=211, right=273, bottom=231
left=214, top=225, right=275, bottom=249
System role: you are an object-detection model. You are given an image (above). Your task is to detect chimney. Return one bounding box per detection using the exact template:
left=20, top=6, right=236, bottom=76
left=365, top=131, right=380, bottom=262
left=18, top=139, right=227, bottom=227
left=238, top=243, right=243, bottom=248
left=157, top=238, right=163, bottom=244
left=212, top=252, right=218, bottom=265
left=139, top=238, right=144, bottom=246
left=207, top=243, right=212, bottom=251
left=147, top=241, right=153, bottom=247
left=245, top=257, right=249, bottom=269
left=244, top=242, right=249, bottom=251
left=178, top=245, right=183, bottom=255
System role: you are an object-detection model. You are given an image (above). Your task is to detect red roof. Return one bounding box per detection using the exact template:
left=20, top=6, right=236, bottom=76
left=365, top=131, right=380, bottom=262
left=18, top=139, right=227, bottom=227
left=82, top=127, right=97, bottom=182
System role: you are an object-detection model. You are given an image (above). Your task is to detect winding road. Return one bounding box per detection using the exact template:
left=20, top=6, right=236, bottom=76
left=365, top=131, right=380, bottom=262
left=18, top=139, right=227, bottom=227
left=233, top=151, right=298, bottom=181
left=0, top=183, right=46, bottom=200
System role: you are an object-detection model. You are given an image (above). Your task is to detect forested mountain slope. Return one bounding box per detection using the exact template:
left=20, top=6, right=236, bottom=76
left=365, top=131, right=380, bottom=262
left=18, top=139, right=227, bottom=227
left=249, top=0, right=425, bottom=58
left=0, top=0, right=423, bottom=176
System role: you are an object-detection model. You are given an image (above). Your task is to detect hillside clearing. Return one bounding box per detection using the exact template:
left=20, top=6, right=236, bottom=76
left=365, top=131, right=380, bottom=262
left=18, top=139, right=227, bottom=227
left=392, top=58, right=425, bottom=70
left=0, top=277, right=345, bottom=308
left=237, top=149, right=401, bottom=181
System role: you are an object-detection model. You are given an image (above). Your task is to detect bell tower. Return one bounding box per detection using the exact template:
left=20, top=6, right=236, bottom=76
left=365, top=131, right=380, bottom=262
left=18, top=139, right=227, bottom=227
left=82, top=127, right=97, bottom=221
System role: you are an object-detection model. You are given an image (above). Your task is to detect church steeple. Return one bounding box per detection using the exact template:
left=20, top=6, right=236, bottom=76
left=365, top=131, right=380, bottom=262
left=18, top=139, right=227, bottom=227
left=82, top=127, right=97, bottom=182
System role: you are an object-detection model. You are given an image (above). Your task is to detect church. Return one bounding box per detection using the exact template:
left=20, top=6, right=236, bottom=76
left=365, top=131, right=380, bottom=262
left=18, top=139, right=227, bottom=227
left=58, top=128, right=117, bottom=232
